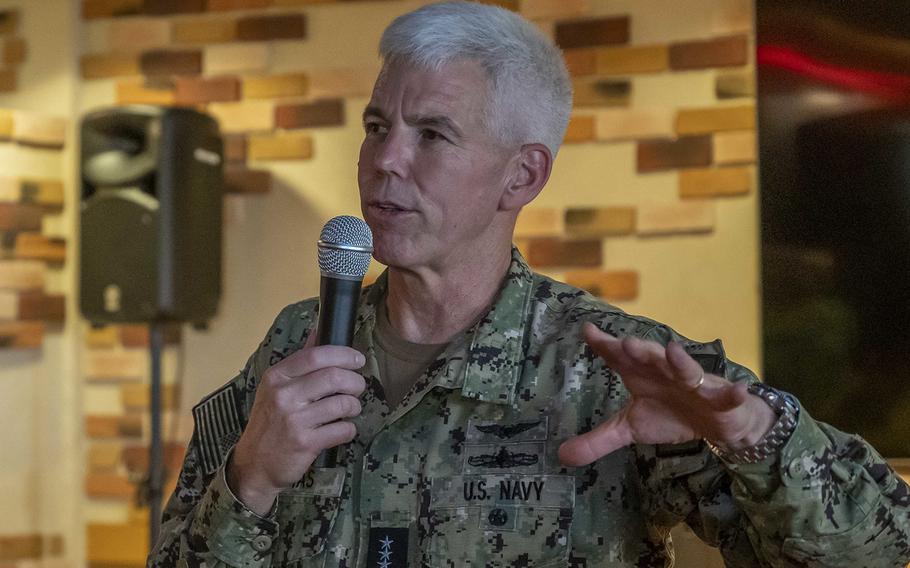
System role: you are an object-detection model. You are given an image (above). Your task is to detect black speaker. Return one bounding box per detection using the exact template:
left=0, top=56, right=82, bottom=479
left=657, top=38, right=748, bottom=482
left=80, top=106, right=223, bottom=325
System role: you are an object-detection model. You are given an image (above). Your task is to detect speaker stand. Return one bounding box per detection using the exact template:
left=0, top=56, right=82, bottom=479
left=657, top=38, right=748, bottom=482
left=148, top=324, right=164, bottom=550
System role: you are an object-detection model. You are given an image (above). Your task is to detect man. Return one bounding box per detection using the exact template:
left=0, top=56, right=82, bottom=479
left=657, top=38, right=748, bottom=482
left=150, top=2, right=910, bottom=567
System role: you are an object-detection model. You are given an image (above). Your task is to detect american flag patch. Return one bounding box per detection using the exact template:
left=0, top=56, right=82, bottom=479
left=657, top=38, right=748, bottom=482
left=192, top=384, right=243, bottom=475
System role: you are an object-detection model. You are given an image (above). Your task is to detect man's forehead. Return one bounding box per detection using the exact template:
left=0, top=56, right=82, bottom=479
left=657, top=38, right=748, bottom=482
left=369, top=58, right=489, bottom=111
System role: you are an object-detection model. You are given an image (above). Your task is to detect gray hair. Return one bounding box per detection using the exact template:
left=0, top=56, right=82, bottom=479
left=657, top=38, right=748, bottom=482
left=379, top=1, right=573, bottom=156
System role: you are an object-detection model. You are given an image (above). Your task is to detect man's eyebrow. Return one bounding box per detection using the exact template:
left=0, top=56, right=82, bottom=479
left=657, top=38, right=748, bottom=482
left=409, top=115, right=464, bottom=139
left=362, top=106, right=385, bottom=122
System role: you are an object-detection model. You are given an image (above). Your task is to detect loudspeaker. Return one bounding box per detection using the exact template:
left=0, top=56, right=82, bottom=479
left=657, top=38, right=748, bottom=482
left=80, top=106, right=223, bottom=325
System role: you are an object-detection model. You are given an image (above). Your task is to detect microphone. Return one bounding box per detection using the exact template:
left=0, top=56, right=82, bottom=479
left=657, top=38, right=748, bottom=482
left=313, top=215, right=372, bottom=468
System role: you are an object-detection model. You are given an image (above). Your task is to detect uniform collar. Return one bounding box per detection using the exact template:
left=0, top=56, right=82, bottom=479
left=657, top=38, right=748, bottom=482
left=355, top=247, right=534, bottom=407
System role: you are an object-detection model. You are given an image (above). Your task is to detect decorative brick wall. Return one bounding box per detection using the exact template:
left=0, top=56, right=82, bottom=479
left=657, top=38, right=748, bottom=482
left=76, top=1, right=755, bottom=567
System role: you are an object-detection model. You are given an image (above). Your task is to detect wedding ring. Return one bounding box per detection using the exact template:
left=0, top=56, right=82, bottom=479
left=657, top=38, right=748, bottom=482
left=687, top=370, right=705, bottom=392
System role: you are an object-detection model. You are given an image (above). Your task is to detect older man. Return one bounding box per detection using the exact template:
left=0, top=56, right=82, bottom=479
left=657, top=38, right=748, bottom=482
left=150, top=2, right=910, bottom=567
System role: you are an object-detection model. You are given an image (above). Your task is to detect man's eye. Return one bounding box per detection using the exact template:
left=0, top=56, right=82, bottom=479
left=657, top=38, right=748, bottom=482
left=364, top=122, right=386, bottom=134
left=421, top=129, right=442, bottom=141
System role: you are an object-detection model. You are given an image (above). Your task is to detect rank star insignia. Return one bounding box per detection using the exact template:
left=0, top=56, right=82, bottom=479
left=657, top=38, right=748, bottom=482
left=367, top=528, right=408, bottom=568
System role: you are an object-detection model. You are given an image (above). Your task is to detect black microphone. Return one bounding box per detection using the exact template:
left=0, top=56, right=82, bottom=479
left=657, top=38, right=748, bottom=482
left=313, top=215, right=372, bottom=468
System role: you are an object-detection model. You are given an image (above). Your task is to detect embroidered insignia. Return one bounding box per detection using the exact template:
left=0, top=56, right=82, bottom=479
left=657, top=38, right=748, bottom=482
left=467, top=446, right=539, bottom=468
left=366, top=527, right=408, bottom=568
left=474, top=420, right=541, bottom=439
left=192, top=383, right=243, bottom=475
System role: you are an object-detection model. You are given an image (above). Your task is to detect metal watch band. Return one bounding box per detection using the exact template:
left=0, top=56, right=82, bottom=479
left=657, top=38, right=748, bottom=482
left=707, top=382, right=799, bottom=465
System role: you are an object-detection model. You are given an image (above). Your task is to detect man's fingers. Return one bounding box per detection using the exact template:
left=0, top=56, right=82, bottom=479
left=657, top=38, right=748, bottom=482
left=272, top=343, right=366, bottom=379
left=309, top=421, right=358, bottom=453
left=558, top=413, right=633, bottom=467
left=298, top=393, right=362, bottom=428
left=665, top=341, right=714, bottom=391
left=289, top=367, right=367, bottom=404
left=583, top=323, right=636, bottom=371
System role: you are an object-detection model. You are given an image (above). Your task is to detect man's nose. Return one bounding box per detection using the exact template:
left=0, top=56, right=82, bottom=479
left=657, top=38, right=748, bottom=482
left=373, top=127, right=412, bottom=178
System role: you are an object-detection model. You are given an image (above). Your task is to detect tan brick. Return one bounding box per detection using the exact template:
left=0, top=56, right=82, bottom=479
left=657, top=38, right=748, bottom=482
left=116, top=78, right=176, bottom=106
left=0, top=177, right=17, bottom=201
left=107, top=18, right=170, bottom=52
left=0, top=321, right=43, bottom=348
left=248, top=132, right=313, bottom=161
left=565, top=207, right=635, bottom=236
left=237, top=14, right=306, bottom=41
left=20, top=178, right=64, bottom=207
left=85, top=472, right=134, bottom=499
left=525, top=238, right=601, bottom=268
left=82, top=0, right=143, bottom=19
left=713, top=130, right=756, bottom=164
left=563, top=115, right=596, bottom=143
left=679, top=166, right=752, bottom=198
left=12, top=111, right=66, bottom=148
left=119, top=323, right=181, bottom=347
left=572, top=78, right=630, bottom=107
left=669, top=35, right=749, bottom=70
left=84, top=350, right=147, bottom=381
left=85, top=414, right=143, bottom=438
left=140, top=49, right=202, bottom=76
left=555, top=16, right=628, bottom=50
left=14, top=233, right=66, bottom=263
left=271, top=0, right=338, bottom=4
left=87, top=443, right=122, bottom=471
left=174, top=75, right=240, bottom=104
left=224, top=167, right=271, bottom=194
left=122, top=443, right=185, bottom=473
left=563, top=48, right=596, bottom=76
left=594, top=45, right=668, bottom=75
left=0, top=109, right=13, bottom=139
left=275, top=99, right=344, bottom=129
left=223, top=134, right=246, bottom=163
left=637, top=201, right=715, bottom=235
left=0, top=68, right=15, bottom=93
left=595, top=108, right=673, bottom=141
left=514, top=208, right=561, bottom=238
left=85, top=325, right=118, bottom=348
left=676, top=105, right=755, bottom=135
left=86, top=521, right=147, bottom=566
left=207, top=0, right=270, bottom=10
left=0, top=535, right=42, bottom=561
left=80, top=53, right=140, bottom=79
left=17, top=291, right=65, bottom=321
left=204, top=43, right=269, bottom=75
left=173, top=16, right=236, bottom=44
left=0, top=261, right=44, bottom=290
left=208, top=100, right=273, bottom=133
left=308, top=67, right=377, bottom=99
left=121, top=382, right=178, bottom=411
left=565, top=269, right=638, bottom=300
left=637, top=136, right=712, bottom=172
left=3, top=37, right=25, bottom=66
left=520, top=0, right=588, bottom=20
left=716, top=71, right=755, bottom=99
left=0, top=203, right=42, bottom=231
left=243, top=72, right=308, bottom=99
left=0, top=291, right=17, bottom=319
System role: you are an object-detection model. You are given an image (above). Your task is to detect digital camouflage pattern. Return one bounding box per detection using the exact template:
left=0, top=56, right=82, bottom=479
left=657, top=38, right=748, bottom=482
left=149, top=248, right=910, bottom=567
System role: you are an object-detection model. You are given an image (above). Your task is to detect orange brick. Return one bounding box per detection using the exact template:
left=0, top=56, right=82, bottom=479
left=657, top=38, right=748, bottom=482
left=563, top=115, right=596, bottom=143
left=0, top=10, right=18, bottom=33
left=116, top=78, right=176, bottom=106
left=86, top=325, right=118, bottom=348
left=236, top=14, right=306, bottom=41
left=520, top=0, right=588, bottom=20
left=0, top=261, right=44, bottom=290
left=174, top=75, right=240, bottom=104
left=525, top=238, right=601, bottom=268
left=595, top=108, right=673, bottom=141
left=563, top=48, right=596, bottom=76
left=84, top=350, right=147, bottom=381
left=224, top=167, right=271, bottom=194
left=82, top=0, right=143, bottom=19
left=0, top=109, right=12, bottom=138
left=121, top=382, right=179, bottom=411
left=0, top=68, right=15, bottom=93
left=142, top=0, right=204, bottom=15
left=637, top=201, right=715, bottom=235
left=0, top=535, right=42, bottom=561
left=275, top=99, right=344, bottom=129
left=85, top=472, right=134, bottom=499
left=565, top=207, right=635, bottom=236
left=140, top=49, right=202, bottom=76
left=207, top=0, right=269, bottom=10
left=19, top=178, right=64, bottom=207
left=514, top=208, right=561, bottom=238
left=80, top=53, right=140, bottom=79
left=0, top=203, right=42, bottom=231
left=223, top=134, right=246, bottom=163
left=679, top=166, right=752, bottom=198
left=107, top=18, right=170, bottom=52
left=0, top=321, right=43, bottom=348
left=243, top=72, right=308, bottom=99
left=670, top=35, right=749, bottom=70
left=173, top=17, right=236, bottom=44
left=12, top=110, right=66, bottom=148
left=713, top=130, right=756, bottom=164
left=119, top=323, right=181, bottom=347
left=248, top=132, right=313, bottom=160
left=676, top=105, right=756, bottom=135
left=87, top=443, right=122, bottom=471
left=3, top=38, right=25, bottom=65
left=13, top=233, right=66, bottom=263
left=572, top=78, right=630, bottom=107
left=637, top=136, right=712, bottom=172
left=17, top=291, right=65, bottom=321
left=594, top=45, right=668, bottom=75
left=85, top=414, right=143, bottom=439
left=122, top=443, right=185, bottom=473
left=565, top=270, right=638, bottom=300
left=86, top=521, right=147, bottom=566
left=555, top=16, right=629, bottom=50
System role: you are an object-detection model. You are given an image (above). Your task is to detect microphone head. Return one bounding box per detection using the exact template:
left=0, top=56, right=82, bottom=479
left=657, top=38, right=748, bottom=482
left=317, top=215, right=373, bottom=280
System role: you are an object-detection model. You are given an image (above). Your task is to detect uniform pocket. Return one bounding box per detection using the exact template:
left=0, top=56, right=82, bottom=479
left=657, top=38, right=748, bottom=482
left=426, top=474, right=574, bottom=567
left=272, top=467, right=345, bottom=564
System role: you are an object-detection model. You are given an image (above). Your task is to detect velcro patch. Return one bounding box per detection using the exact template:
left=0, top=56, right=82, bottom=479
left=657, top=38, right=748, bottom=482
left=466, top=416, right=549, bottom=443
left=431, top=475, right=575, bottom=510
left=192, top=383, right=243, bottom=475
left=366, top=527, right=408, bottom=568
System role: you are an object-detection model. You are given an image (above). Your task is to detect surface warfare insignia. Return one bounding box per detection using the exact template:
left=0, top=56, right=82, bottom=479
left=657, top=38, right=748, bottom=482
left=474, top=420, right=541, bottom=439
left=192, top=383, right=243, bottom=475
left=467, top=446, right=539, bottom=468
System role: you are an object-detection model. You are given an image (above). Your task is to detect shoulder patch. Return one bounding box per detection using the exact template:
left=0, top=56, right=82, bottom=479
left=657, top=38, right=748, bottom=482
left=685, top=338, right=727, bottom=375
left=192, top=382, right=243, bottom=475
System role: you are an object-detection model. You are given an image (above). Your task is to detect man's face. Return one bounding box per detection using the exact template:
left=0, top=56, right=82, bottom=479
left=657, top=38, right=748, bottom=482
left=358, top=58, right=515, bottom=271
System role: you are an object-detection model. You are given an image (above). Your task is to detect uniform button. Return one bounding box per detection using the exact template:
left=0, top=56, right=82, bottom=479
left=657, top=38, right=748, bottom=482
left=251, top=535, right=273, bottom=552
left=787, top=457, right=805, bottom=478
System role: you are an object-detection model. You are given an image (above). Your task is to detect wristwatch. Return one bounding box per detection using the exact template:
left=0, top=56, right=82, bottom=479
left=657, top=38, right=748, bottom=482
left=707, top=382, right=799, bottom=465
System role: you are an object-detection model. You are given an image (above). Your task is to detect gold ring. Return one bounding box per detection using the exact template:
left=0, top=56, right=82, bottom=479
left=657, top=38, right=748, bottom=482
left=687, top=371, right=705, bottom=392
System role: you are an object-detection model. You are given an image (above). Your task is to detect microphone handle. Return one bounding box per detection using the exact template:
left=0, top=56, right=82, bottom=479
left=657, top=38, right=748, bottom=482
left=313, top=275, right=363, bottom=469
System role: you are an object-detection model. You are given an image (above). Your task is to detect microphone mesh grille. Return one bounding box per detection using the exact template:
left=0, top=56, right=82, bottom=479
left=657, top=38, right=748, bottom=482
left=317, top=215, right=373, bottom=278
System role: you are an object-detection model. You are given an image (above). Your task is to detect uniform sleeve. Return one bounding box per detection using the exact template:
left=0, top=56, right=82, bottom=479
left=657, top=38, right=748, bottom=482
left=638, top=324, right=910, bottom=568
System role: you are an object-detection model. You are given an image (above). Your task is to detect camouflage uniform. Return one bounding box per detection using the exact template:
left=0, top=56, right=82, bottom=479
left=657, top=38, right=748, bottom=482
left=150, top=248, right=910, bottom=567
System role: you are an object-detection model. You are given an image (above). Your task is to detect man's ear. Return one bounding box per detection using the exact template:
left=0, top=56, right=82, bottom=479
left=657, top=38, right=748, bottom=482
left=499, top=143, right=552, bottom=212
